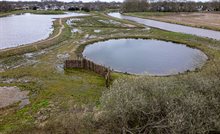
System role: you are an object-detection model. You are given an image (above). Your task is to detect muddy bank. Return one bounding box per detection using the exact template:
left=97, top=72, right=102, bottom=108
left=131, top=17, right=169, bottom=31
left=0, top=86, right=29, bottom=109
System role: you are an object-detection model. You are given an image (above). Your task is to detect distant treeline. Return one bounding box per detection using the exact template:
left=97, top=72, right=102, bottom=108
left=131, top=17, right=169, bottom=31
left=1, top=0, right=220, bottom=13
left=0, top=1, right=13, bottom=12
left=0, top=1, right=120, bottom=12
left=122, top=0, right=220, bottom=12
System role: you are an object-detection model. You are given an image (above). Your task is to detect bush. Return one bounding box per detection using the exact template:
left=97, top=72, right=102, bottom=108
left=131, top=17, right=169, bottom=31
left=82, top=7, right=90, bottom=12
left=121, top=0, right=148, bottom=13
left=95, top=74, right=220, bottom=133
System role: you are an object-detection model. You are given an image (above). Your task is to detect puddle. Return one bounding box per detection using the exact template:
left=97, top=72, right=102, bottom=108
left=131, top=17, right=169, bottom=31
left=56, top=64, right=64, bottom=72
left=57, top=53, right=70, bottom=60
left=24, top=53, right=34, bottom=58
left=98, top=19, right=121, bottom=25
left=67, top=18, right=82, bottom=26
left=89, top=35, right=97, bottom=39
left=71, top=28, right=83, bottom=33
left=94, top=30, right=101, bottom=33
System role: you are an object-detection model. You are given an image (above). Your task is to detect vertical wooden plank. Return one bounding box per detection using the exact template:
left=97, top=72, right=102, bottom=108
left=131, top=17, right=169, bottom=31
left=64, top=59, right=111, bottom=88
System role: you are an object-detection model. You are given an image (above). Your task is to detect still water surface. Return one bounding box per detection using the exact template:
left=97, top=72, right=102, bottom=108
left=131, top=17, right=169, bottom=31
left=83, top=39, right=208, bottom=75
left=108, top=13, right=220, bottom=40
left=0, top=12, right=86, bottom=49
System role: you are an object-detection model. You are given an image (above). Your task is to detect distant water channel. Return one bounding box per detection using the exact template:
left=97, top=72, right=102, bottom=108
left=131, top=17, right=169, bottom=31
left=108, top=13, right=220, bottom=40
left=83, top=39, right=208, bottom=75
left=0, top=12, right=86, bottom=49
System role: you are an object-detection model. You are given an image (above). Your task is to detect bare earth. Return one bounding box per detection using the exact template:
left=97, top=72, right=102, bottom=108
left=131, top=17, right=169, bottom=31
left=149, top=13, right=220, bottom=31
left=0, top=86, right=29, bottom=109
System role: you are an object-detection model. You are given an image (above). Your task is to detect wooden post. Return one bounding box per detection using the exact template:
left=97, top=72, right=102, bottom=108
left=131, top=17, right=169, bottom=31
left=64, top=59, right=111, bottom=87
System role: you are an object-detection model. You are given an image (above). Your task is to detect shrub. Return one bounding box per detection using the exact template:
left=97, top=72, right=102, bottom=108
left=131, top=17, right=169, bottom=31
left=95, top=74, right=220, bottom=133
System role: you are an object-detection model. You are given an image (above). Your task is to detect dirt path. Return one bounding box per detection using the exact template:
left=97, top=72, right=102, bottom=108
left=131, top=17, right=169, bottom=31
left=37, top=18, right=64, bottom=43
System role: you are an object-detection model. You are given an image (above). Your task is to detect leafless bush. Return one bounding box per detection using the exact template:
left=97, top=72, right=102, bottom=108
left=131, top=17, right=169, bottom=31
left=95, top=72, right=220, bottom=133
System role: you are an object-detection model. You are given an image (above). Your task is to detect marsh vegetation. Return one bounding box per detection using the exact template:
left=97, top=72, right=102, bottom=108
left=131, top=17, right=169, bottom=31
left=0, top=11, right=220, bottom=134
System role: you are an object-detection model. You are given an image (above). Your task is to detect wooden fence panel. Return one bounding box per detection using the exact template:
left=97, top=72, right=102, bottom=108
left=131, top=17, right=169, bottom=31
left=64, top=58, right=111, bottom=87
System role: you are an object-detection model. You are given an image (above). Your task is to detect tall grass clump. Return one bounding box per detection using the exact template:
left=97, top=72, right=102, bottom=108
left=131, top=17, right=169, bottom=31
left=95, top=71, right=220, bottom=133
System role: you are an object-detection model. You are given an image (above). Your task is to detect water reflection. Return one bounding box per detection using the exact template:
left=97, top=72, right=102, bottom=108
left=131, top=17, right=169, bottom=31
left=83, top=39, right=208, bottom=75
left=0, top=12, right=87, bottom=49
left=108, top=13, right=220, bottom=40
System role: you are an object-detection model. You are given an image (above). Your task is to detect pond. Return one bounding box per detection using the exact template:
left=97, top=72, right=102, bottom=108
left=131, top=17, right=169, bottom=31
left=0, top=12, right=87, bottom=49
left=108, top=13, right=220, bottom=40
left=83, top=39, right=208, bottom=75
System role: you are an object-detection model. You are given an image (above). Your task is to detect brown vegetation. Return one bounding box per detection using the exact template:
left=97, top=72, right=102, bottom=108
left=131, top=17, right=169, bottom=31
left=127, top=12, right=220, bottom=31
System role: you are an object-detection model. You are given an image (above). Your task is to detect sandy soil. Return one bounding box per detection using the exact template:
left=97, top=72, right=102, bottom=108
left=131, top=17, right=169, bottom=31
left=0, top=86, right=29, bottom=109
left=150, top=13, right=220, bottom=31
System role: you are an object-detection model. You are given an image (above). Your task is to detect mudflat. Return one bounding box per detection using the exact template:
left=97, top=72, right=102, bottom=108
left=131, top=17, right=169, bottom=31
left=0, top=86, right=29, bottom=109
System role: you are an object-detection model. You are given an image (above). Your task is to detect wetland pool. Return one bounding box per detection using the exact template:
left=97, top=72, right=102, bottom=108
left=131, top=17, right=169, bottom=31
left=83, top=39, right=208, bottom=75
left=0, top=12, right=87, bottom=49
